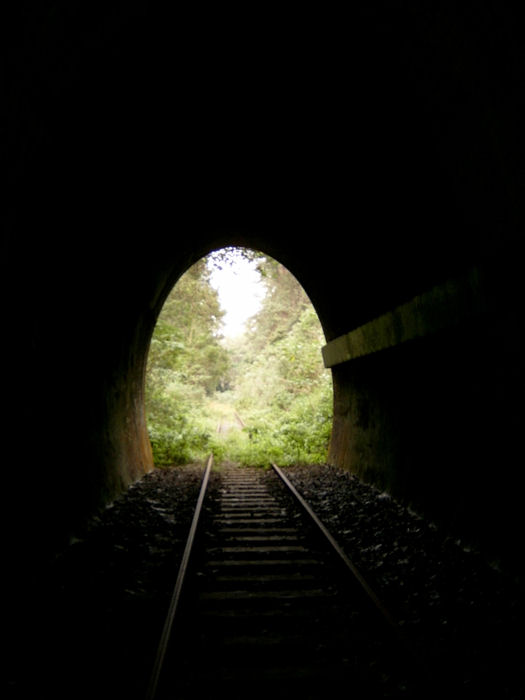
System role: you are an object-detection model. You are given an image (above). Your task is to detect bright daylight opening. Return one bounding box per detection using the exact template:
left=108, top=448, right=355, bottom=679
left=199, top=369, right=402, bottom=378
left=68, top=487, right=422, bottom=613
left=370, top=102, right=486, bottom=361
left=145, top=247, right=333, bottom=467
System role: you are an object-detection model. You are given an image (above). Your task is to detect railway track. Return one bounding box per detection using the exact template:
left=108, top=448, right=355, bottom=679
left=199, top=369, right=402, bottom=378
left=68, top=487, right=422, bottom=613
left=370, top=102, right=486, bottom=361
left=147, top=457, right=414, bottom=699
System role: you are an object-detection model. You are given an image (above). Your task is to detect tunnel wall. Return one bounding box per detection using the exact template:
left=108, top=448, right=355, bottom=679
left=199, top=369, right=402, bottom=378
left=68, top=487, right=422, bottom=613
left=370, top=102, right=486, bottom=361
left=3, top=3, right=524, bottom=589
left=326, top=257, right=524, bottom=565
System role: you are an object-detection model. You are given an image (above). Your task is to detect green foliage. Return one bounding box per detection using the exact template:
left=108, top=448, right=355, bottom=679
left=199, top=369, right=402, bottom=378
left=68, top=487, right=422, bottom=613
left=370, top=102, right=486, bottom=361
left=145, top=258, right=230, bottom=466
left=145, top=248, right=333, bottom=468
left=145, top=381, right=212, bottom=466
left=228, top=269, right=333, bottom=465
left=148, top=422, right=210, bottom=467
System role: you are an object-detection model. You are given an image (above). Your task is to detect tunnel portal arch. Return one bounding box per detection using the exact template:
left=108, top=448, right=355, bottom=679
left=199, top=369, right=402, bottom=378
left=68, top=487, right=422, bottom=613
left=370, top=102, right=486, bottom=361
left=143, top=245, right=334, bottom=469
left=4, top=5, right=524, bottom=586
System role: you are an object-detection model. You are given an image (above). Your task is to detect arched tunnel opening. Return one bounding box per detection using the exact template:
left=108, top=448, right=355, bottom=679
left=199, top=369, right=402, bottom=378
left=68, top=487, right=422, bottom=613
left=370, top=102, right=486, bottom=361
left=4, top=5, right=525, bottom=698
left=144, top=246, right=333, bottom=470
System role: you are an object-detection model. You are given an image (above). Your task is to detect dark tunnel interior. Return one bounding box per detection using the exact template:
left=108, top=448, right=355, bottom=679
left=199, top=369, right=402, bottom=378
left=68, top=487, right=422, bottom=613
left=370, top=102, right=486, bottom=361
left=3, top=3, right=524, bottom=649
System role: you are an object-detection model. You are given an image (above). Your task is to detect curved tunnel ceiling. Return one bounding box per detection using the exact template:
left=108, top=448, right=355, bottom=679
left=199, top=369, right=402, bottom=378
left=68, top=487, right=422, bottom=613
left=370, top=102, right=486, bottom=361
left=4, top=5, right=524, bottom=573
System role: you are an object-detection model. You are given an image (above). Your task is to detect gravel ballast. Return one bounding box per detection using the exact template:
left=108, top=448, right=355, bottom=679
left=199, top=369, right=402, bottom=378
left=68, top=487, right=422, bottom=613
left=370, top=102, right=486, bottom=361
left=281, top=464, right=522, bottom=698
left=10, top=462, right=522, bottom=699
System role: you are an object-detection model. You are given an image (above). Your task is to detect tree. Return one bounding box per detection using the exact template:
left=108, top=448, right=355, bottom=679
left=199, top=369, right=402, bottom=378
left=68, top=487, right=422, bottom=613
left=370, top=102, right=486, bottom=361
left=145, top=257, right=231, bottom=464
left=147, top=258, right=230, bottom=393
left=225, top=256, right=333, bottom=465
left=245, top=257, right=310, bottom=351
left=145, top=249, right=332, bottom=467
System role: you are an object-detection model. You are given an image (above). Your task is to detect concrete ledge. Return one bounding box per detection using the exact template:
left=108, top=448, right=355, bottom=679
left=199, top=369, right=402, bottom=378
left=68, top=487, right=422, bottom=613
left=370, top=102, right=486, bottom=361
left=322, top=267, right=486, bottom=368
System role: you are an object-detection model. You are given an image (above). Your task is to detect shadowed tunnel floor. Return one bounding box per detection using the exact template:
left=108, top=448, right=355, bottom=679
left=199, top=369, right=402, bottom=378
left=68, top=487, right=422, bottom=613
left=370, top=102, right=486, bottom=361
left=7, top=464, right=521, bottom=699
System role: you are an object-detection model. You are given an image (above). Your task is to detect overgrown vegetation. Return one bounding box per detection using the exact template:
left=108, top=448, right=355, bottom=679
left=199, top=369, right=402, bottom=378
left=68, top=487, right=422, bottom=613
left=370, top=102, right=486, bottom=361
left=145, top=248, right=332, bottom=467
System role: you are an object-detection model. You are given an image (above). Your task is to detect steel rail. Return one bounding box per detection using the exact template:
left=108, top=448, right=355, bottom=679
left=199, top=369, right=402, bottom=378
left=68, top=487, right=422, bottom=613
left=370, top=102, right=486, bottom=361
left=271, top=462, right=396, bottom=628
left=146, top=453, right=214, bottom=700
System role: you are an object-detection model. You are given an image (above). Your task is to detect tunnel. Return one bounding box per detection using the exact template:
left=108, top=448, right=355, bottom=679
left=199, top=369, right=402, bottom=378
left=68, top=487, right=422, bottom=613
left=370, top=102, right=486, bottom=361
left=3, top=3, right=524, bottom=638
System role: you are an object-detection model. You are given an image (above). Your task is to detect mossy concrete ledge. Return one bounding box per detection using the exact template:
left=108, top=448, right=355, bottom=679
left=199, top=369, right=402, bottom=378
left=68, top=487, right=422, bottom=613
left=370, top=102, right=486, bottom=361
left=322, top=267, right=486, bottom=368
